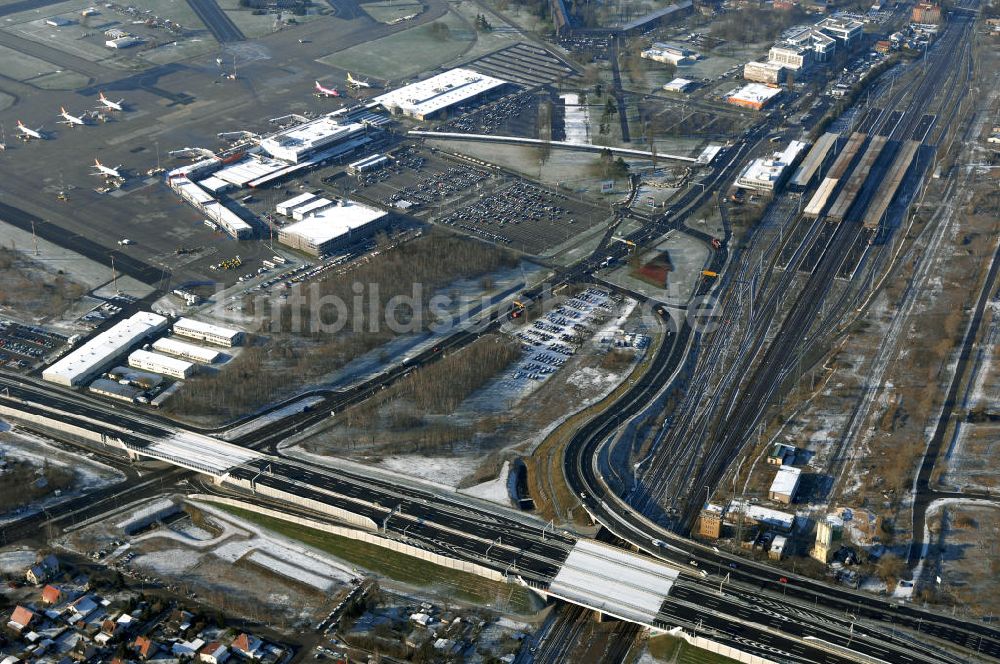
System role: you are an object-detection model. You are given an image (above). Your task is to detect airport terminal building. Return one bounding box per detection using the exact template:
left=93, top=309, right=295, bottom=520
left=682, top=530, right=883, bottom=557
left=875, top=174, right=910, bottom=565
left=373, top=68, right=509, bottom=121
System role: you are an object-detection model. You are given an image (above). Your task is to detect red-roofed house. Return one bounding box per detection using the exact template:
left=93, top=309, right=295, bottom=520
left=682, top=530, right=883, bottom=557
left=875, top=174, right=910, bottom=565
left=133, top=635, right=159, bottom=660
left=7, top=606, right=35, bottom=633
left=231, top=633, right=262, bottom=659
left=41, top=585, right=63, bottom=605
left=199, top=641, right=230, bottom=664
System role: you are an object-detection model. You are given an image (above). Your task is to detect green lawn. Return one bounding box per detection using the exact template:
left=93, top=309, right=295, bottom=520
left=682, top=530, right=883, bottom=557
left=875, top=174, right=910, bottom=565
left=647, top=634, right=742, bottom=664
left=212, top=504, right=543, bottom=615
left=317, top=9, right=473, bottom=80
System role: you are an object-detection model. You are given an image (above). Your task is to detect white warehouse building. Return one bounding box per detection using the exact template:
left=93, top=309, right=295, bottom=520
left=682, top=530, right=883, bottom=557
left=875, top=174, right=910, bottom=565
left=373, top=68, right=508, bottom=121
left=42, top=312, right=168, bottom=387
left=276, top=192, right=319, bottom=216
left=173, top=318, right=244, bottom=347
left=278, top=199, right=389, bottom=257
left=128, top=349, right=196, bottom=380
left=152, top=337, right=222, bottom=364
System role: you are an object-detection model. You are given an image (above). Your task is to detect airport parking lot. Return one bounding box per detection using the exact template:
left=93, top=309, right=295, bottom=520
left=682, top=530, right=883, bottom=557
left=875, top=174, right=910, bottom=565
left=437, top=180, right=606, bottom=254
left=0, top=320, right=67, bottom=371
left=437, top=89, right=539, bottom=136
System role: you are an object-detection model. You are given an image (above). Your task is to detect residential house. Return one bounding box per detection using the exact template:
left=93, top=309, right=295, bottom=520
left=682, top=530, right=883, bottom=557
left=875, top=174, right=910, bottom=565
left=26, top=555, right=60, bottom=585
left=7, top=606, right=35, bottom=633
left=199, top=641, right=230, bottom=664
left=231, top=633, right=263, bottom=659
left=133, top=635, right=160, bottom=660
left=41, top=584, right=64, bottom=605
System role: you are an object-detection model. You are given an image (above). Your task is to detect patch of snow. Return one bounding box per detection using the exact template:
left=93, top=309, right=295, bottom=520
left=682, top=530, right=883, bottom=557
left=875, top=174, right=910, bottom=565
left=0, top=548, right=37, bottom=574
left=194, top=502, right=355, bottom=583
left=220, top=396, right=326, bottom=441
left=375, top=455, right=483, bottom=488
left=132, top=548, right=202, bottom=575
left=561, top=93, right=590, bottom=145
left=459, top=461, right=511, bottom=506
left=116, top=498, right=179, bottom=532
left=565, top=367, right=623, bottom=390
left=247, top=551, right=336, bottom=591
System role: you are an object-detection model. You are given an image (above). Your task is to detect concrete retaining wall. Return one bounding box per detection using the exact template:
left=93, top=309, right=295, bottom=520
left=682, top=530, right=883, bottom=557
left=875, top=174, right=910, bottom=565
left=1, top=405, right=109, bottom=445
left=674, top=631, right=777, bottom=664
left=221, top=476, right=379, bottom=531
left=191, top=494, right=508, bottom=583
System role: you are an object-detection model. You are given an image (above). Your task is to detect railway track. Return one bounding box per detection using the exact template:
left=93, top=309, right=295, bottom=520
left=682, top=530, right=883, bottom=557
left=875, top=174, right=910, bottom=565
left=632, top=0, right=981, bottom=532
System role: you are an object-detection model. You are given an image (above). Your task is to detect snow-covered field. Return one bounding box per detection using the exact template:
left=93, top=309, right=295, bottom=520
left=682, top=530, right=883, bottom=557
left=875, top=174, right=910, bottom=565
left=247, top=551, right=337, bottom=591
left=560, top=93, right=590, bottom=144
left=133, top=548, right=203, bottom=575
left=197, top=502, right=355, bottom=585
left=374, top=455, right=484, bottom=488
left=458, top=461, right=511, bottom=506
left=0, top=548, right=37, bottom=574
left=0, top=423, right=126, bottom=524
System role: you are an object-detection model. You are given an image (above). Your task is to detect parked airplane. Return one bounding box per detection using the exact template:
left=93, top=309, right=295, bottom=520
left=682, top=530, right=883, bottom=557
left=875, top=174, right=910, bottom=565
left=97, top=92, right=125, bottom=111
left=91, top=159, right=123, bottom=179
left=314, top=81, right=340, bottom=97
left=346, top=72, right=371, bottom=88
left=16, top=120, right=44, bottom=140
left=58, top=107, right=88, bottom=127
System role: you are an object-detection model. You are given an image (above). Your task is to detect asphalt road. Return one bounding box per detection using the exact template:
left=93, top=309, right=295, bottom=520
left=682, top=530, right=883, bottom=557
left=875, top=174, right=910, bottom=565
left=186, top=0, right=246, bottom=43
left=560, top=5, right=1000, bottom=661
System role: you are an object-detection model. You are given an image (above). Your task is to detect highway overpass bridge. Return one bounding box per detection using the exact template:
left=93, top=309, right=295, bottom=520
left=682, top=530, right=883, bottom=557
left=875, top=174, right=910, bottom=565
left=408, top=130, right=700, bottom=163
left=0, top=381, right=974, bottom=664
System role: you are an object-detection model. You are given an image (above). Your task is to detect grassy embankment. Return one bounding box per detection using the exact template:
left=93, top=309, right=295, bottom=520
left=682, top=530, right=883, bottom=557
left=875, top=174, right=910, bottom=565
left=212, top=504, right=543, bottom=615
left=525, top=325, right=665, bottom=526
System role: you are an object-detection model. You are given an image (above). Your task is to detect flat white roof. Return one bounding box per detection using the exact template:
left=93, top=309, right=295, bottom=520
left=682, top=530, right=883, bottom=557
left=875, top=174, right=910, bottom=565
left=174, top=178, right=215, bottom=205
left=770, top=465, right=802, bottom=495
left=291, top=197, right=333, bottom=220
left=548, top=540, right=678, bottom=624
left=197, top=176, right=232, bottom=193
left=214, top=155, right=287, bottom=186
left=374, top=68, right=507, bottom=117
left=729, top=83, right=783, bottom=104
left=174, top=317, right=242, bottom=341
left=730, top=501, right=795, bottom=529
left=128, top=349, right=195, bottom=375
left=260, top=118, right=366, bottom=161
left=204, top=202, right=253, bottom=235
left=42, top=312, right=167, bottom=385
left=745, top=61, right=787, bottom=72
left=277, top=192, right=318, bottom=214
left=152, top=337, right=222, bottom=364
left=737, top=140, right=808, bottom=187
left=281, top=200, right=387, bottom=245
left=663, top=77, right=695, bottom=91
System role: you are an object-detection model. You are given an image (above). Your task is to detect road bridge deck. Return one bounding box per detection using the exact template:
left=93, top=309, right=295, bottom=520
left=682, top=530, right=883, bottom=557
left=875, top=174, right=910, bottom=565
left=408, top=130, right=697, bottom=162
left=547, top=539, right=679, bottom=624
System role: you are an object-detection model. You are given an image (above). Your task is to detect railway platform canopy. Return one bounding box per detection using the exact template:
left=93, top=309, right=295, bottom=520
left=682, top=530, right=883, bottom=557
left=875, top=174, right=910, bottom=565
left=546, top=539, right=680, bottom=624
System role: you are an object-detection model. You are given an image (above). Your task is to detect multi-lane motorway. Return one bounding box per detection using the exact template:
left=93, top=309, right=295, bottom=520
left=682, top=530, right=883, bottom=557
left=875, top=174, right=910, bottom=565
left=0, top=5, right=995, bottom=663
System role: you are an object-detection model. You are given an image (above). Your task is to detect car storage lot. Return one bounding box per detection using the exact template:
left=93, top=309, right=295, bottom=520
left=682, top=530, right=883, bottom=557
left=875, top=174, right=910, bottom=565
left=0, top=320, right=67, bottom=371
left=349, top=147, right=606, bottom=255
